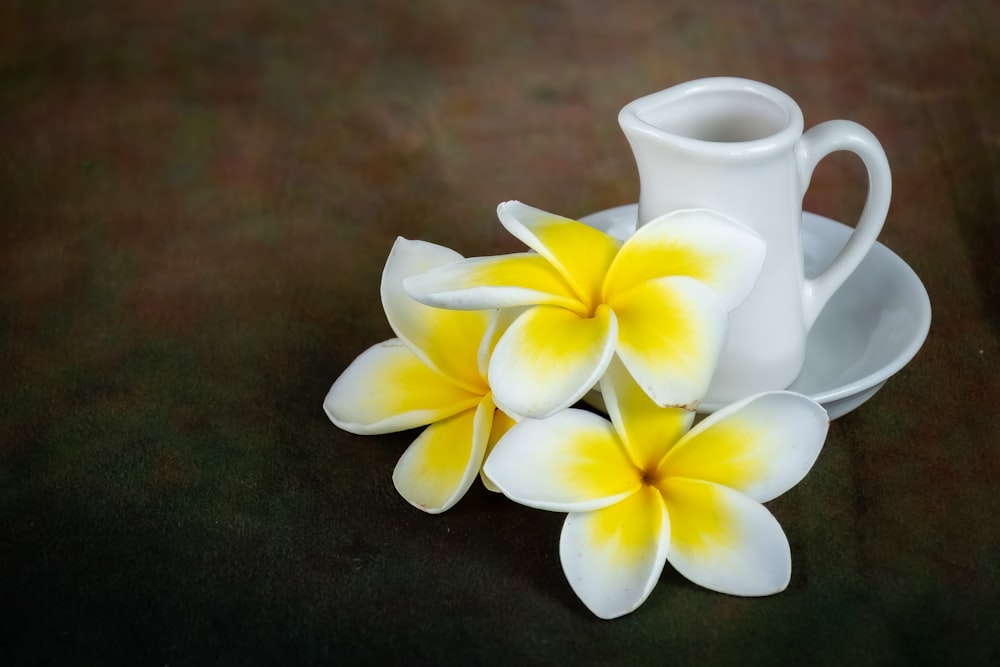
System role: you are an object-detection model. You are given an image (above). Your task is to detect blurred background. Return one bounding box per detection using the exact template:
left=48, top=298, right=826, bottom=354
left=2, top=1, right=998, bottom=664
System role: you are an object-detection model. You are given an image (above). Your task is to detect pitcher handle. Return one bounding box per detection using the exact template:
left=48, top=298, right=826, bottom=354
left=796, top=120, right=892, bottom=329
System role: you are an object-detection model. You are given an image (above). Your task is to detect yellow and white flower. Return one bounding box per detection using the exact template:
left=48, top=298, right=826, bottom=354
left=483, top=358, right=828, bottom=619
left=403, top=201, right=765, bottom=418
left=324, top=237, right=515, bottom=513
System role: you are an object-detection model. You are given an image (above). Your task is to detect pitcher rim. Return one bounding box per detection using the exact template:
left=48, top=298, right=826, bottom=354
left=618, top=77, right=805, bottom=157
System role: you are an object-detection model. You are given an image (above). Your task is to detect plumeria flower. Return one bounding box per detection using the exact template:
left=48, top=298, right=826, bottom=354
left=324, top=237, right=516, bottom=513
left=403, top=201, right=765, bottom=418
left=483, top=359, right=828, bottom=619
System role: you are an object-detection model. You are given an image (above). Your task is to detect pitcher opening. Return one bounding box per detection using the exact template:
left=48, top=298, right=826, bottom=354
left=637, top=90, right=790, bottom=143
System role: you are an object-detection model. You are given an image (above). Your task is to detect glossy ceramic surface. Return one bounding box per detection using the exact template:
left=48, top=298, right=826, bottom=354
left=618, top=78, right=893, bottom=402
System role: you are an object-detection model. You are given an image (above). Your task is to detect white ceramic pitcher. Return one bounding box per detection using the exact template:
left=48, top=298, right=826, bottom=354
left=619, top=77, right=891, bottom=403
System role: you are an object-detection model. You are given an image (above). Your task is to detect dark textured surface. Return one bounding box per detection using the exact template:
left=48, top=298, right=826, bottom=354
left=2, top=1, right=998, bottom=664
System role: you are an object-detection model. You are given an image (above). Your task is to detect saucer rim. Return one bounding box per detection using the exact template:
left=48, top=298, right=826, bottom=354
left=579, top=204, right=932, bottom=416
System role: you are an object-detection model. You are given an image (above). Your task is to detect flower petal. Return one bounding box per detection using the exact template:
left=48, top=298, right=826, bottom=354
left=403, top=253, right=585, bottom=315
left=381, top=237, right=491, bottom=393
left=497, top=200, right=621, bottom=308
left=480, top=405, right=518, bottom=493
left=324, top=339, right=483, bottom=435
left=483, top=408, right=641, bottom=512
left=392, top=395, right=495, bottom=513
left=477, top=306, right=525, bottom=383
left=599, top=356, right=695, bottom=472
left=658, top=478, right=791, bottom=596
left=559, top=485, right=670, bottom=619
left=603, top=209, right=766, bottom=310
left=657, top=391, right=828, bottom=503
left=488, top=304, right=617, bottom=418
left=609, top=276, right=729, bottom=409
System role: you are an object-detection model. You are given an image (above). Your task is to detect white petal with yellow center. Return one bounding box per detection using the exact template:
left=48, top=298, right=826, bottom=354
left=603, top=209, right=766, bottom=310
left=488, top=304, right=617, bottom=418
left=323, top=339, right=483, bottom=435
left=599, top=356, right=695, bottom=472
left=392, top=394, right=496, bottom=514
left=657, top=477, right=791, bottom=596
left=483, top=408, right=641, bottom=512
left=404, top=253, right=585, bottom=315
left=479, top=404, right=517, bottom=493
left=560, top=485, right=670, bottom=619
left=609, top=276, right=729, bottom=409
left=658, top=391, right=828, bottom=503
left=381, top=237, right=491, bottom=394
left=497, top=200, right=621, bottom=309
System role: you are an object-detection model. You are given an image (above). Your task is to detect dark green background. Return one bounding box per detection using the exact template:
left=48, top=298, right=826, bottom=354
left=2, top=1, right=997, bottom=664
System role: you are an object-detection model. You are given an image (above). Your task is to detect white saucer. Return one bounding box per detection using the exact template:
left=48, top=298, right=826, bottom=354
left=579, top=205, right=931, bottom=419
